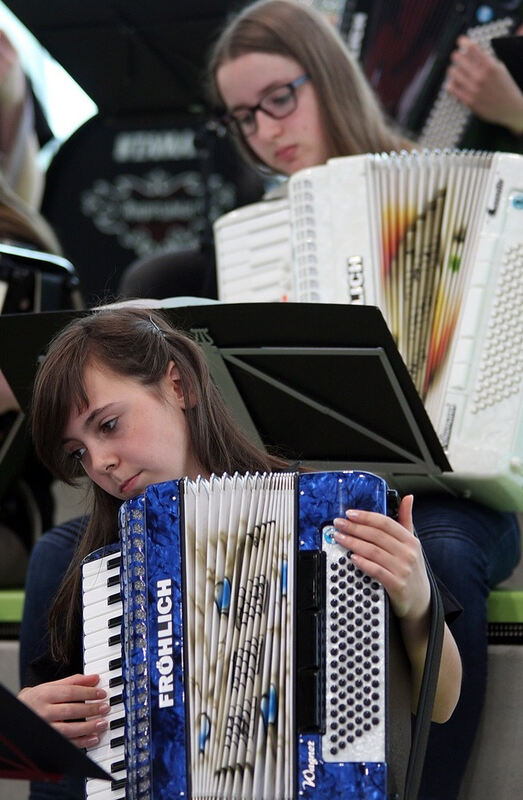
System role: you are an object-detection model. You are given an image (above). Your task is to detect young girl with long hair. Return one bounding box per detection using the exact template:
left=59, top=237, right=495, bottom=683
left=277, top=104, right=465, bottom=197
left=19, top=306, right=461, bottom=755
left=206, top=0, right=412, bottom=177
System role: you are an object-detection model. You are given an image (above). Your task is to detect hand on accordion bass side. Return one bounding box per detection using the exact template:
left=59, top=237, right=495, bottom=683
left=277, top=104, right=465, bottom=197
left=446, top=34, right=523, bottom=134
left=332, top=494, right=430, bottom=621
left=17, top=672, right=110, bottom=748
left=332, top=495, right=462, bottom=724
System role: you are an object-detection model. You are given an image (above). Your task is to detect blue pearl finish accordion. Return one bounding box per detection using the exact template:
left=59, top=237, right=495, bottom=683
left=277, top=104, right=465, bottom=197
left=82, top=470, right=410, bottom=800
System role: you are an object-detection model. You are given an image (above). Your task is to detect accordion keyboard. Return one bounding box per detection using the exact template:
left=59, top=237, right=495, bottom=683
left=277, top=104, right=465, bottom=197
left=82, top=551, right=126, bottom=800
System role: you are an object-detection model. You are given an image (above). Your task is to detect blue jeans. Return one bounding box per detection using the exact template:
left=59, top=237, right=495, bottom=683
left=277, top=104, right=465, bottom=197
left=413, top=494, right=520, bottom=800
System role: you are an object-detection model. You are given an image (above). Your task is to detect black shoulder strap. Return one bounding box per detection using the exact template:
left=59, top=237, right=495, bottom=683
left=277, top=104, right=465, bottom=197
left=403, top=552, right=445, bottom=800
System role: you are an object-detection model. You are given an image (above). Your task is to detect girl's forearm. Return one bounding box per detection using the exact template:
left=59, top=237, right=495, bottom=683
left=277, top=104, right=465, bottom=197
left=399, top=615, right=462, bottom=723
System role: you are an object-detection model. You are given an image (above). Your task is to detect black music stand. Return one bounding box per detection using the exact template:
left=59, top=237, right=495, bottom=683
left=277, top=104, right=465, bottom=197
left=0, top=683, right=111, bottom=782
left=0, top=302, right=451, bottom=493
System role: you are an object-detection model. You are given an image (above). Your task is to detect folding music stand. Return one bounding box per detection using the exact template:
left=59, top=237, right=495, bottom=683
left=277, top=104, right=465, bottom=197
left=0, top=683, right=111, bottom=782
left=0, top=302, right=451, bottom=493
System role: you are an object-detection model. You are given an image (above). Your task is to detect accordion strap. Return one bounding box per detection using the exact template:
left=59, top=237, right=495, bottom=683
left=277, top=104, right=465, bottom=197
left=403, top=552, right=445, bottom=800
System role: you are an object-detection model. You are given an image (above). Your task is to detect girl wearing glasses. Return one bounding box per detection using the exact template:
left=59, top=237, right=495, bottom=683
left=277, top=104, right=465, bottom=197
left=207, top=0, right=411, bottom=177
left=207, top=3, right=521, bottom=800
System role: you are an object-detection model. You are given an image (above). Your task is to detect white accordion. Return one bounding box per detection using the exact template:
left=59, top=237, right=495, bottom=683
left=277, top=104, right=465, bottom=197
left=213, top=151, right=523, bottom=510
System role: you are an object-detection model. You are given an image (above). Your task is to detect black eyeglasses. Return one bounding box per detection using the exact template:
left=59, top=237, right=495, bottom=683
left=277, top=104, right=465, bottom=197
left=221, top=74, right=309, bottom=138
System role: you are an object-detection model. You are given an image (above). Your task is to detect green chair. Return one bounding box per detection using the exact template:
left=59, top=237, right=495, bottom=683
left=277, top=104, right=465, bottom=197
left=0, top=589, right=24, bottom=639
left=487, top=588, right=523, bottom=643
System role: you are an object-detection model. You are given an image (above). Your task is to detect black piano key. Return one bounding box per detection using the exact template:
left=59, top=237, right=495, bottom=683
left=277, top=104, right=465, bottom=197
left=108, top=633, right=122, bottom=647
left=111, top=778, right=126, bottom=791
left=109, top=675, right=124, bottom=688
left=111, top=759, right=126, bottom=773
left=110, top=693, right=124, bottom=707
left=107, top=573, right=120, bottom=588
left=110, top=716, right=125, bottom=730
left=111, top=735, right=125, bottom=748
left=107, top=555, right=121, bottom=570
left=109, top=656, right=122, bottom=671
left=108, top=615, right=122, bottom=629
left=108, top=592, right=121, bottom=606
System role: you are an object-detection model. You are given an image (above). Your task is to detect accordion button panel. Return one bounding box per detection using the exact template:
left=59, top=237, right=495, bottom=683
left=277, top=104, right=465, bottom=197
left=322, top=543, right=386, bottom=763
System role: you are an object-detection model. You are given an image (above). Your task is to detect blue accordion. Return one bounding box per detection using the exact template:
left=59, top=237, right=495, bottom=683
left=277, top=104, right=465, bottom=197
left=82, top=470, right=411, bottom=800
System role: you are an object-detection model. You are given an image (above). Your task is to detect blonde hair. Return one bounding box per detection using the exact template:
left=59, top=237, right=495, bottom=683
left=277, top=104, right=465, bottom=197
left=207, top=0, right=411, bottom=172
left=0, top=170, right=61, bottom=254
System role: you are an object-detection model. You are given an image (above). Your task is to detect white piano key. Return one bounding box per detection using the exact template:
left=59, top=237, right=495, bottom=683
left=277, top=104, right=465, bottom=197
left=85, top=766, right=126, bottom=798
left=83, top=565, right=121, bottom=594
left=88, top=741, right=125, bottom=769
left=84, top=625, right=121, bottom=651
left=83, top=611, right=122, bottom=637
left=84, top=655, right=122, bottom=678
left=83, top=583, right=121, bottom=608
left=84, top=641, right=121, bottom=669
left=83, top=596, right=122, bottom=622
left=86, top=787, right=125, bottom=800
left=82, top=552, right=121, bottom=578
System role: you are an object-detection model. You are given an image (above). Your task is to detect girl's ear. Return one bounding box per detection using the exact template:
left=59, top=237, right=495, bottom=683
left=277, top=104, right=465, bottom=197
left=166, top=361, right=196, bottom=409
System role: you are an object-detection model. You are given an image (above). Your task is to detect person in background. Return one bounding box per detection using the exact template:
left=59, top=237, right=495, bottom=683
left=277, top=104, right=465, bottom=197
left=0, top=170, right=65, bottom=587
left=446, top=31, right=523, bottom=151
left=206, top=2, right=521, bottom=797
left=0, top=168, right=60, bottom=253
left=0, top=29, right=45, bottom=209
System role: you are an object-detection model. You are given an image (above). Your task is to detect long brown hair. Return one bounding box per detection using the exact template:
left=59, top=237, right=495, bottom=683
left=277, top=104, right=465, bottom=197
left=207, top=0, right=412, bottom=173
left=31, top=307, right=289, bottom=663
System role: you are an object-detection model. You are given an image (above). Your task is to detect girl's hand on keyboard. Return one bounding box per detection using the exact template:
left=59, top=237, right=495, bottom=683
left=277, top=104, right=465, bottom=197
left=18, top=673, right=109, bottom=748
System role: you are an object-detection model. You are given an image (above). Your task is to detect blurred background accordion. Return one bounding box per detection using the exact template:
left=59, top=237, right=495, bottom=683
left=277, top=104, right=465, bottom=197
left=214, top=150, right=523, bottom=509
left=81, top=470, right=411, bottom=800
left=339, top=0, right=523, bottom=148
